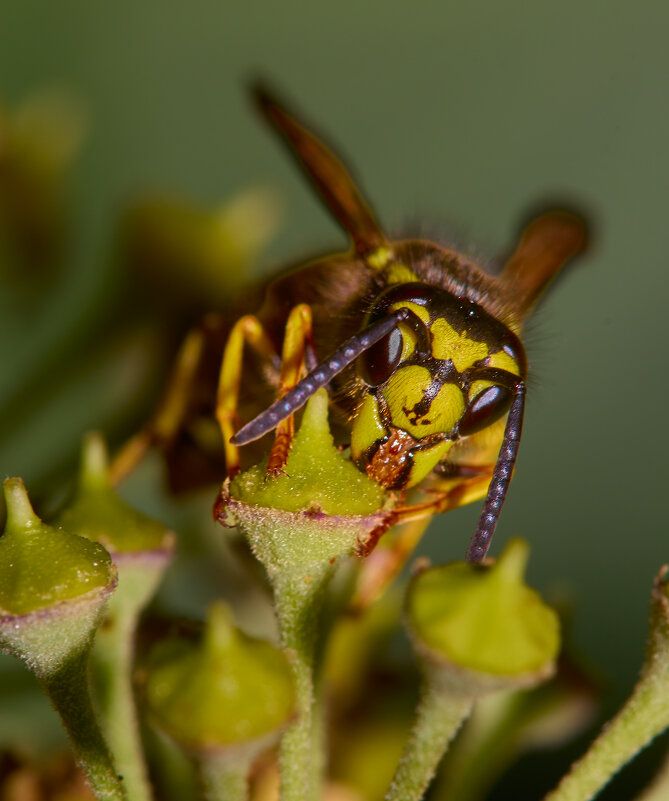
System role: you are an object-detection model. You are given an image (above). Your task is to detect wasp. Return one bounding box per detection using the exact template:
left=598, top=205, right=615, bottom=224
left=113, top=86, right=586, bottom=565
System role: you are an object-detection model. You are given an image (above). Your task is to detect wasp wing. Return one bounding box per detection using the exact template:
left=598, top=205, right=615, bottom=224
left=499, top=210, right=588, bottom=317
left=253, top=83, right=386, bottom=256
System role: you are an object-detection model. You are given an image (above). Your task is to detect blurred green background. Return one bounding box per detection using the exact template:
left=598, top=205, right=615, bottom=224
left=0, top=0, right=667, bottom=788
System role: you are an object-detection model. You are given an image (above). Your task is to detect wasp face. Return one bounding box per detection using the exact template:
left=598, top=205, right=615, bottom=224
left=228, top=85, right=586, bottom=563
left=351, top=279, right=526, bottom=490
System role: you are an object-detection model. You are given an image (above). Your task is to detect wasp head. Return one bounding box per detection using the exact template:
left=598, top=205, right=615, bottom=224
left=351, top=274, right=527, bottom=490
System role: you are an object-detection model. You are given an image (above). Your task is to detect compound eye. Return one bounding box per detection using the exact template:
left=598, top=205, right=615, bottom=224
left=459, top=384, right=512, bottom=436
left=359, top=326, right=403, bottom=387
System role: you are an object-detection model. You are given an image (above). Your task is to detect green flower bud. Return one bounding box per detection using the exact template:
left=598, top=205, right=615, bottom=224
left=406, top=539, right=560, bottom=688
left=0, top=477, right=117, bottom=690
left=57, top=432, right=170, bottom=553
left=220, top=389, right=393, bottom=587
left=0, top=477, right=113, bottom=616
left=145, top=602, right=295, bottom=752
left=229, top=389, right=387, bottom=517
left=55, top=434, right=174, bottom=801
left=122, top=187, right=280, bottom=306
left=0, top=90, right=85, bottom=286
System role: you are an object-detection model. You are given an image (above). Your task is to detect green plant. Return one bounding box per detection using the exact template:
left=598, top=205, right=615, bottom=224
left=2, top=88, right=669, bottom=801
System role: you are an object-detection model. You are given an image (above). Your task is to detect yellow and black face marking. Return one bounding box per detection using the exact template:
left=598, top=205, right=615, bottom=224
left=222, top=84, right=587, bottom=563
left=351, top=281, right=526, bottom=491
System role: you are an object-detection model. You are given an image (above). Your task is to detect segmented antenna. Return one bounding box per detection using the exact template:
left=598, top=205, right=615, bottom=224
left=231, top=308, right=414, bottom=446
left=465, top=380, right=526, bottom=563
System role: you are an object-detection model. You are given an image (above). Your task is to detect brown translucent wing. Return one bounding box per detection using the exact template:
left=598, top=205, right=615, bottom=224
left=499, top=210, right=588, bottom=317
left=253, top=84, right=386, bottom=255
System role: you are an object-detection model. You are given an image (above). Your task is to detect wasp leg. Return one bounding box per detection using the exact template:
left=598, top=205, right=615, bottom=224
left=265, top=304, right=314, bottom=476
left=216, top=316, right=279, bottom=476
left=382, top=464, right=495, bottom=529
left=422, top=463, right=496, bottom=511
left=109, top=316, right=222, bottom=485
left=351, top=516, right=432, bottom=612
left=352, top=462, right=495, bottom=575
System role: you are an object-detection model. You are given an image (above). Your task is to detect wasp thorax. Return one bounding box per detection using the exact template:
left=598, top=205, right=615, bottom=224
left=351, top=280, right=526, bottom=490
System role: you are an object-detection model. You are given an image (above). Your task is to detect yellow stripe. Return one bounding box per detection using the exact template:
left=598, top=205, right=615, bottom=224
left=366, top=246, right=394, bottom=270
left=385, top=263, right=419, bottom=284
left=407, top=440, right=453, bottom=487
left=383, top=366, right=465, bottom=438
left=431, top=318, right=489, bottom=372
left=488, top=350, right=518, bottom=374
left=390, top=300, right=430, bottom=326
left=350, top=393, right=387, bottom=459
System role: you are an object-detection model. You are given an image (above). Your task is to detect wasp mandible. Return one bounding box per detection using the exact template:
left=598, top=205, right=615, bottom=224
left=114, top=86, right=587, bottom=564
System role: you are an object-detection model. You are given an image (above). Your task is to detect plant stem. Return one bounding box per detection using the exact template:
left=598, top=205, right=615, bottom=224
left=221, top=398, right=392, bottom=801
left=198, top=752, right=251, bottom=801
left=544, top=569, right=669, bottom=801
left=92, top=552, right=171, bottom=801
left=93, top=590, right=151, bottom=801
left=45, top=648, right=127, bottom=801
left=385, top=677, right=473, bottom=801
left=225, top=493, right=382, bottom=801
left=433, top=691, right=523, bottom=801
left=274, top=567, right=332, bottom=801
left=542, top=667, right=669, bottom=801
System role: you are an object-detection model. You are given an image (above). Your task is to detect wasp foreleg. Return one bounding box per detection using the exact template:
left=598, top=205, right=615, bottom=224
left=267, top=303, right=314, bottom=476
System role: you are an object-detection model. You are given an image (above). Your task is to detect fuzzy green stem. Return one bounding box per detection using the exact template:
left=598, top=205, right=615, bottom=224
left=224, top=495, right=381, bottom=801
left=45, top=648, right=127, bottom=801
left=433, top=692, right=523, bottom=801
left=221, top=390, right=391, bottom=801
left=274, top=567, right=332, bottom=801
left=544, top=570, right=669, bottom=801
left=542, top=667, right=669, bottom=801
left=91, top=553, right=171, bottom=801
left=93, top=596, right=151, bottom=801
left=198, top=752, right=251, bottom=801
left=385, top=676, right=474, bottom=801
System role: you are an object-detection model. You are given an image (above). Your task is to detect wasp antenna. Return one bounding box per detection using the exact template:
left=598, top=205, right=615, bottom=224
left=500, top=210, right=588, bottom=318
left=251, top=81, right=387, bottom=256
left=231, top=308, right=412, bottom=446
left=465, top=381, right=526, bottom=563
